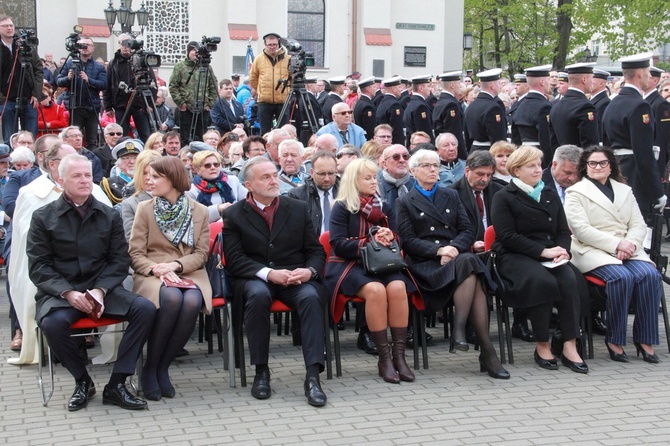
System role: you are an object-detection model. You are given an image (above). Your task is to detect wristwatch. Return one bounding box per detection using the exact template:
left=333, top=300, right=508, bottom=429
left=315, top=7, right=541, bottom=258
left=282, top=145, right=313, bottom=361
left=307, top=267, right=319, bottom=280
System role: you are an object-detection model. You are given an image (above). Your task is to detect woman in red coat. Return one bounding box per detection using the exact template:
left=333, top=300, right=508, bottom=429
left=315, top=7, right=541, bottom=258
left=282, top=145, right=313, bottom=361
left=37, top=83, right=69, bottom=136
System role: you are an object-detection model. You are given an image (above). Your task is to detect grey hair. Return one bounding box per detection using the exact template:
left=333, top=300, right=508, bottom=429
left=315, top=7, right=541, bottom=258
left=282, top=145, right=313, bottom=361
left=278, top=139, right=304, bottom=157
left=409, top=149, right=439, bottom=169
left=466, top=150, right=497, bottom=170
left=435, top=132, right=457, bottom=147
left=58, top=154, right=91, bottom=178
left=242, top=156, right=275, bottom=182
left=553, top=144, right=582, bottom=165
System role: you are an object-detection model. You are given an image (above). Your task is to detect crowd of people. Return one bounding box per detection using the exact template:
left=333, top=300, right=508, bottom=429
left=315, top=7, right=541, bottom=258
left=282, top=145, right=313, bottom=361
left=1, top=18, right=668, bottom=412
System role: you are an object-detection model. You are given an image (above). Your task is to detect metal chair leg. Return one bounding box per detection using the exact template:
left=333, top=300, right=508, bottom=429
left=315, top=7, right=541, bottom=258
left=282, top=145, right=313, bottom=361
left=37, top=326, right=55, bottom=407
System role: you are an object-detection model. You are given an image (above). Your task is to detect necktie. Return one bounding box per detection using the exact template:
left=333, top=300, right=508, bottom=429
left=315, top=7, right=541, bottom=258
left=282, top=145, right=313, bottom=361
left=322, top=190, right=330, bottom=232
left=228, top=100, right=236, bottom=117
left=560, top=187, right=566, bottom=204
left=339, top=130, right=349, bottom=144
left=475, top=191, right=484, bottom=220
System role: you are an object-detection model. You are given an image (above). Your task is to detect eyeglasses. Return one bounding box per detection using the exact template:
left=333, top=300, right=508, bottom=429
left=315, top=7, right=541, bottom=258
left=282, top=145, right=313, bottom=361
left=663, top=88, right=670, bottom=93
left=375, top=134, right=392, bottom=139
left=417, top=163, right=440, bottom=170
left=586, top=160, right=610, bottom=169
left=313, top=171, right=336, bottom=177
left=386, top=153, right=410, bottom=162
left=335, top=111, right=353, bottom=115
left=224, top=134, right=240, bottom=141
left=106, top=132, right=123, bottom=136
left=202, top=162, right=221, bottom=169
left=0, top=24, right=14, bottom=28
left=335, top=152, right=354, bottom=159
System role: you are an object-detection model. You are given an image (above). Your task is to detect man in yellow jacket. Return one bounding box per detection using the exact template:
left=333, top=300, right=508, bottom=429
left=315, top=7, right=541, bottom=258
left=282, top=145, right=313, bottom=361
left=249, top=33, right=290, bottom=135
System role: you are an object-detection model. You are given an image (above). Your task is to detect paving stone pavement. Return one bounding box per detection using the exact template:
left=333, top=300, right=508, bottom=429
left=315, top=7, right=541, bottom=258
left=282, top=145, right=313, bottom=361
left=2, top=273, right=670, bottom=446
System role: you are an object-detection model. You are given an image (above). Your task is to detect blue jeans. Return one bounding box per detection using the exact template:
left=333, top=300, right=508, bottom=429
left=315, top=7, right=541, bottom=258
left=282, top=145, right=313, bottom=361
left=0, top=100, right=38, bottom=144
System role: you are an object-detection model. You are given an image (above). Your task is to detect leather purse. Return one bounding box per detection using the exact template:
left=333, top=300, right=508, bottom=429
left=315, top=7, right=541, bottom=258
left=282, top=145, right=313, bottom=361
left=359, top=227, right=407, bottom=275
left=207, top=232, right=233, bottom=300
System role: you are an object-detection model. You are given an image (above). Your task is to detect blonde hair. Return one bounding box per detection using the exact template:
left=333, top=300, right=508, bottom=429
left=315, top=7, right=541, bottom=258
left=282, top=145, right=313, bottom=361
left=132, top=150, right=162, bottom=195
left=505, top=145, right=543, bottom=178
left=145, top=132, right=165, bottom=151
left=361, top=140, right=381, bottom=160
left=192, top=150, right=222, bottom=170
left=489, top=140, right=516, bottom=157
left=335, top=158, right=379, bottom=213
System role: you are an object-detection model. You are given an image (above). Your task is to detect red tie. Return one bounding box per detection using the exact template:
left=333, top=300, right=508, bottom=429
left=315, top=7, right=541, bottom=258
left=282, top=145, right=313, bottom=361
left=475, top=191, right=484, bottom=220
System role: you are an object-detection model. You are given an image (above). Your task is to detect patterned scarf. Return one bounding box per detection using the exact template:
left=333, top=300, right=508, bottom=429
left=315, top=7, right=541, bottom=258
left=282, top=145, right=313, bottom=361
left=154, top=194, right=194, bottom=248
left=193, top=171, right=234, bottom=206
left=359, top=194, right=386, bottom=224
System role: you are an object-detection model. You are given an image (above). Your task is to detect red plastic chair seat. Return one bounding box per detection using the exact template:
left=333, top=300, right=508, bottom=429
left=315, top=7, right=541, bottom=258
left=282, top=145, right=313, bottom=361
left=584, top=274, right=606, bottom=287
left=70, top=317, right=123, bottom=330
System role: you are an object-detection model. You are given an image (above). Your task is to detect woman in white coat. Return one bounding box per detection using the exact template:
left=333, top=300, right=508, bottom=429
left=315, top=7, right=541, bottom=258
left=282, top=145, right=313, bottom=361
left=565, top=146, right=662, bottom=364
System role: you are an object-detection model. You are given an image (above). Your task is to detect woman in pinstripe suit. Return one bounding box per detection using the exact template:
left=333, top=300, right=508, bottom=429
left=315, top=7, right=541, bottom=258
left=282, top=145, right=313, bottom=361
left=565, top=146, right=663, bottom=364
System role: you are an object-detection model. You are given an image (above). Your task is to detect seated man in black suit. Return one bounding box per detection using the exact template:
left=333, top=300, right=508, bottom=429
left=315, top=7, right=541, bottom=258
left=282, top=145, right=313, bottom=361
left=27, top=154, right=155, bottom=412
left=451, top=150, right=535, bottom=342
left=223, top=156, right=328, bottom=407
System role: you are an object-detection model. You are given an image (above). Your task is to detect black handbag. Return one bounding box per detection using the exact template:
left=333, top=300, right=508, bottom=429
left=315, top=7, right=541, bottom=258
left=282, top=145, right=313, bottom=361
left=359, top=227, right=407, bottom=275
left=207, top=232, right=233, bottom=300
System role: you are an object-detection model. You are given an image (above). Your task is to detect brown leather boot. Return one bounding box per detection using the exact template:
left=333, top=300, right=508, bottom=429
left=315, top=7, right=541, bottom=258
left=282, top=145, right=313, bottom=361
left=369, top=330, right=400, bottom=383
left=390, top=327, right=415, bottom=382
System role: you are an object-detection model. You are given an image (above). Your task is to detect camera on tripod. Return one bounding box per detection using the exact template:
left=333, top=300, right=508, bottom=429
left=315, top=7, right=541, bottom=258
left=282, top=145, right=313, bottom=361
left=122, top=38, right=161, bottom=87
left=64, top=26, right=85, bottom=59
left=193, top=35, right=221, bottom=66
left=16, top=29, right=39, bottom=58
left=275, top=38, right=314, bottom=93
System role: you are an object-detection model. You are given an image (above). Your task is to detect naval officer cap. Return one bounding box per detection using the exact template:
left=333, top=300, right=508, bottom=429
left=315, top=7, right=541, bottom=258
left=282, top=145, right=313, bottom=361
left=524, top=64, right=552, bottom=77
left=374, top=77, right=383, bottom=83
left=304, top=76, right=318, bottom=84
left=650, top=66, right=664, bottom=78
left=189, top=141, right=216, bottom=153
left=411, top=74, right=433, bottom=84
left=357, top=76, right=375, bottom=89
left=382, top=76, right=402, bottom=87
left=112, top=139, right=143, bottom=160
left=565, top=62, right=596, bottom=74
left=436, top=71, right=462, bottom=82
left=477, top=68, right=503, bottom=82
left=619, top=52, right=653, bottom=69
left=400, top=77, right=411, bottom=85
left=557, top=72, right=569, bottom=82
left=328, top=76, right=346, bottom=85
left=593, top=69, right=611, bottom=80
left=513, top=74, right=527, bottom=83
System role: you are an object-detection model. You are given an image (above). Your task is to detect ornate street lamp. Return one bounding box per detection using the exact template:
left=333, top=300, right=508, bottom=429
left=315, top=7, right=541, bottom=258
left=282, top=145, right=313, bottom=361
left=104, top=0, right=150, bottom=36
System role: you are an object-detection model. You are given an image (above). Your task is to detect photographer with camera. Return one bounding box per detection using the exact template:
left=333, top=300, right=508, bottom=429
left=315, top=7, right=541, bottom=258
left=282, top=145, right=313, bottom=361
left=56, top=36, right=107, bottom=149
left=0, top=15, right=43, bottom=144
left=169, top=40, right=218, bottom=144
left=249, top=33, right=290, bottom=135
left=210, top=79, right=246, bottom=135
left=104, top=34, right=156, bottom=143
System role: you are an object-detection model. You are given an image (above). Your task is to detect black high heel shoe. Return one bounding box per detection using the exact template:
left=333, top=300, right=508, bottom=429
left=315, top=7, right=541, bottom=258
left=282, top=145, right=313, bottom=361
left=479, top=354, right=510, bottom=379
left=634, top=342, right=659, bottom=364
left=449, top=337, right=469, bottom=353
left=605, top=340, right=629, bottom=363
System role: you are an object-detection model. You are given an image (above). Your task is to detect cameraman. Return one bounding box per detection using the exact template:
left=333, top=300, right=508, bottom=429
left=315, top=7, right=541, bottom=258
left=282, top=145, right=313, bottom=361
left=56, top=36, right=107, bottom=149
left=0, top=15, right=43, bottom=144
left=210, top=79, right=245, bottom=135
left=104, top=34, right=156, bottom=143
left=169, top=40, right=218, bottom=144
left=249, top=32, right=289, bottom=135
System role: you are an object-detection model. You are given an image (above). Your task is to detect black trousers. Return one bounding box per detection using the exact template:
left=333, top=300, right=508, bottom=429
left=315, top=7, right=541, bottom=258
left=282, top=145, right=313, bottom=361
left=70, top=107, right=100, bottom=149
left=40, top=294, right=155, bottom=380
left=243, top=279, right=325, bottom=370
left=116, top=107, right=152, bottom=143
left=258, top=103, right=287, bottom=135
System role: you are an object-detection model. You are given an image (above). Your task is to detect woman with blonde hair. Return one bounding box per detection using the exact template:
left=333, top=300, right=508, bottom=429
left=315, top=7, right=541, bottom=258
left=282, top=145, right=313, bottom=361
left=325, top=158, right=416, bottom=383
left=489, top=141, right=516, bottom=184
left=360, top=140, right=382, bottom=163
left=120, top=150, right=163, bottom=241
left=144, top=132, right=165, bottom=153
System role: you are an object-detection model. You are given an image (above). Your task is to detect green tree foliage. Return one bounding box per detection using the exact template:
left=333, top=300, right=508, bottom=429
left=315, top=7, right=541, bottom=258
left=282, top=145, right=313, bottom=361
left=464, top=0, right=670, bottom=74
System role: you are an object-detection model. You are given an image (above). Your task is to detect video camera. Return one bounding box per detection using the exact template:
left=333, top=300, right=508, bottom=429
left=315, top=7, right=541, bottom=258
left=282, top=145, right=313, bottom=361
left=275, top=38, right=314, bottom=92
left=194, top=35, right=221, bottom=66
left=64, top=25, right=85, bottom=59
left=15, top=28, right=39, bottom=59
left=121, top=37, right=161, bottom=87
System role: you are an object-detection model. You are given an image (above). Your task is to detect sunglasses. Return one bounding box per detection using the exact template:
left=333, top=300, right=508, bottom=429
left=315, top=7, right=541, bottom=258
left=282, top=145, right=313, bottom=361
left=106, top=132, right=123, bottom=136
left=203, top=162, right=221, bottom=169
left=335, top=152, right=354, bottom=159
left=386, top=153, right=410, bottom=161
left=225, top=134, right=240, bottom=141
left=335, top=110, right=353, bottom=115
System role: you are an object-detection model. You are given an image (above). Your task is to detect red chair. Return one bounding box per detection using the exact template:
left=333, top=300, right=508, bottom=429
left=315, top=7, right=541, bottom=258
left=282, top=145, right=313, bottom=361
left=319, top=231, right=427, bottom=377
left=37, top=317, right=136, bottom=406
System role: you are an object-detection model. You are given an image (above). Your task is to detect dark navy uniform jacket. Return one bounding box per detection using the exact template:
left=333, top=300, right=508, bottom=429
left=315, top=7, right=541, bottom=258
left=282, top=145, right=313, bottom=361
left=464, top=92, right=507, bottom=150
left=433, top=92, right=467, bottom=159
left=353, top=94, right=377, bottom=139
left=376, top=94, right=405, bottom=145
left=403, top=94, right=435, bottom=145
left=549, top=88, right=599, bottom=151
left=511, top=91, right=553, bottom=165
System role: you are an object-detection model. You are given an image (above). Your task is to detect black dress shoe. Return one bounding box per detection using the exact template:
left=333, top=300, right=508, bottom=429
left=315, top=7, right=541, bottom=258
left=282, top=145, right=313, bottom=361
left=304, top=376, right=327, bottom=407
left=592, top=316, right=607, bottom=336
left=479, top=355, right=511, bottom=379
left=449, top=337, right=469, bottom=353
left=357, top=331, right=378, bottom=355
left=102, top=383, right=148, bottom=410
left=251, top=369, right=271, bottom=400
left=175, top=348, right=189, bottom=358
left=605, top=340, right=629, bottom=363
left=560, top=353, right=589, bottom=374
left=634, top=342, right=660, bottom=364
left=406, top=326, right=433, bottom=347
left=68, top=380, right=95, bottom=412
left=534, top=349, right=558, bottom=370
left=512, top=322, right=536, bottom=342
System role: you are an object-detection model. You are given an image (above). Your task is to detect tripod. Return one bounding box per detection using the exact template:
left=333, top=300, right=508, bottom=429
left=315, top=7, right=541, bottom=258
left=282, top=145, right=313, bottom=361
left=8, top=53, right=37, bottom=138
left=64, top=54, right=103, bottom=147
left=275, top=78, right=319, bottom=146
left=185, top=61, right=212, bottom=143
left=120, top=77, right=161, bottom=135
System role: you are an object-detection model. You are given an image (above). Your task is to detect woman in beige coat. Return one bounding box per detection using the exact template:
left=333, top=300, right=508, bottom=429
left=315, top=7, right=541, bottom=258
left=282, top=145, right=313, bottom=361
left=129, top=157, right=212, bottom=400
left=565, top=146, right=662, bottom=364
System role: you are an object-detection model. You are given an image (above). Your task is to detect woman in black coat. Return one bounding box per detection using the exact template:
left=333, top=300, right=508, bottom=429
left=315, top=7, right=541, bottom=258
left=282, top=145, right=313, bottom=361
left=396, top=149, right=508, bottom=379
left=324, top=158, right=417, bottom=384
left=491, top=146, right=588, bottom=373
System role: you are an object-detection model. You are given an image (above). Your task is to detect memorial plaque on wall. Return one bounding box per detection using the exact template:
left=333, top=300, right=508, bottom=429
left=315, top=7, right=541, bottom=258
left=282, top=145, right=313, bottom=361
left=0, top=0, right=36, bottom=32
left=404, top=46, right=426, bottom=67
